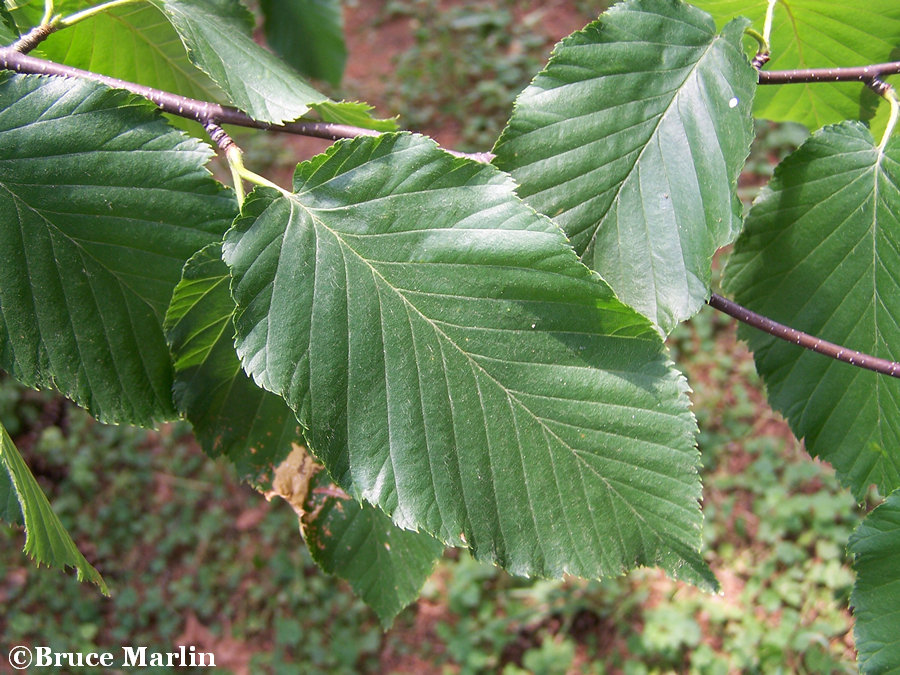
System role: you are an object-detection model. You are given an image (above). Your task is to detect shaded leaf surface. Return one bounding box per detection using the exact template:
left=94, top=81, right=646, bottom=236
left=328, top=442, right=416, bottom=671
left=0, top=74, right=236, bottom=425
left=0, top=459, right=23, bottom=525
left=152, top=0, right=329, bottom=123
left=224, top=133, right=712, bottom=586
left=302, top=468, right=444, bottom=627
left=0, top=420, right=107, bottom=592
left=723, top=123, right=900, bottom=498
left=260, top=0, right=346, bottom=86
left=0, top=4, right=17, bottom=43
left=694, top=0, right=900, bottom=133
left=493, top=0, right=756, bottom=333
left=167, top=245, right=440, bottom=621
left=164, top=244, right=297, bottom=480
left=850, top=489, right=900, bottom=674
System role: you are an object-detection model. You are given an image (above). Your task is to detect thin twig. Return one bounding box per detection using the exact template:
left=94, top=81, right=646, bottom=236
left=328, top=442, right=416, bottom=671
left=0, top=45, right=374, bottom=139
left=758, top=62, right=900, bottom=85
left=0, top=47, right=498, bottom=162
left=707, top=294, right=900, bottom=379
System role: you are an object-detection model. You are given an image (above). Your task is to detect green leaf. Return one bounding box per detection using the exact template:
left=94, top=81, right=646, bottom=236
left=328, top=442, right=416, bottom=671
left=1, top=459, right=23, bottom=525
left=0, top=74, right=236, bottom=426
left=166, top=247, right=439, bottom=622
left=0, top=420, right=108, bottom=593
left=223, top=132, right=713, bottom=587
left=151, top=0, right=330, bottom=124
left=264, top=446, right=443, bottom=627
left=164, top=243, right=297, bottom=480
left=302, top=467, right=444, bottom=627
left=10, top=0, right=386, bottom=128
left=723, top=122, right=900, bottom=498
left=493, top=0, right=757, bottom=334
left=3, top=0, right=33, bottom=27
left=693, top=0, right=900, bottom=133
left=260, top=0, right=346, bottom=86
left=849, top=489, right=900, bottom=674
left=0, top=2, right=18, bottom=43
left=13, top=1, right=223, bottom=101
left=311, top=100, right=399, bottom=132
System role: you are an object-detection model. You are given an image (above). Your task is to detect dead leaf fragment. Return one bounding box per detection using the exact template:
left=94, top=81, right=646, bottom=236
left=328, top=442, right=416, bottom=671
left=259, top=444, right=319, bottom=518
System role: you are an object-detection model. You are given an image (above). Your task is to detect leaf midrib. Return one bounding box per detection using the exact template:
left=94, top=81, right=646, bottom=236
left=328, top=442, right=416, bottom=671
left=585, top=30, right=723, bottom=246
left=291, top=195, right=690, bottom=550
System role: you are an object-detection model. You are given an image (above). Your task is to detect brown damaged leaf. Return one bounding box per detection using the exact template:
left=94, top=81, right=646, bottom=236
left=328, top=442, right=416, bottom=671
left=302, top=482, right=352, bottom=530
left=259, top=443, right=320, bottom=518
left=257, top=444, right=443, bottom=626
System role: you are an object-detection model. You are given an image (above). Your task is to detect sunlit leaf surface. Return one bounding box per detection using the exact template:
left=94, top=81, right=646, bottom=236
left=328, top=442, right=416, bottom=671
left=494, top=0, right=756, bottom=333
left=223, top=132, right=713, bottom=586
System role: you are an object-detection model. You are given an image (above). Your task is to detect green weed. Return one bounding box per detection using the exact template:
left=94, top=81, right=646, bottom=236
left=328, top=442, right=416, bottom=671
left=0, top=375, right=382, bottom=675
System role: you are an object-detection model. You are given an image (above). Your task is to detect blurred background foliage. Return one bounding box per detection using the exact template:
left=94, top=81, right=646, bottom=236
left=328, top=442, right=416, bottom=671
left=0, top=0, right=869, bottom=673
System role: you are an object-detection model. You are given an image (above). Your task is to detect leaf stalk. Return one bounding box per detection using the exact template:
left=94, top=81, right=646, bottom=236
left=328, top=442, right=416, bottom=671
left=762, top=0, right=777, bottom=47
left=225, top=146, right=289, bottom=198
left=877, top=86, right=898, bottom=153
left=743, top=28, right=770, bottom=70
left=57, top=0, right=145, bottom=27
left=40, top=0, right=55, bottom=26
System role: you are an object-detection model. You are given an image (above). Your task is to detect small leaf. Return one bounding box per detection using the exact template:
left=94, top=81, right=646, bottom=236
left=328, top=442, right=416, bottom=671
left=311, top=101, right=399, bottom=132
left=152, top=0, right=330, bottom=123
left=224, top=132, right=713, bottom=587
left=0, top=74, right=236, bottom=425
left=0, top=420, right=108, bottom=593
left=493, top=0, right=756, bottom=334
left=164, top=243, right=297, bottom=480
left=302, top=468, right=444, bottom=628
left=693, top=0, right=900, bottom=134
left=260, top=0, right=346, bottom=86
left=723, top=123, right=900, bottom=498
left=849, top=489, right=900, bottom=674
